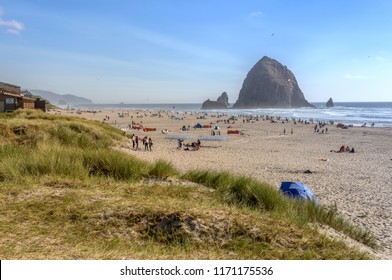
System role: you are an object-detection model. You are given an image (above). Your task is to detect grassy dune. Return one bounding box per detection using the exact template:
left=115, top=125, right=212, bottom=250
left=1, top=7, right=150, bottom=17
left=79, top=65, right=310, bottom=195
left=0, top=110, right=376, bottom=259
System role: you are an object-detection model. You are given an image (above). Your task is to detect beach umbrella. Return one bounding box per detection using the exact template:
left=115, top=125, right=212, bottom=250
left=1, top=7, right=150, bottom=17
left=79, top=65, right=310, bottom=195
left=280, top=182, right=318, bottom=204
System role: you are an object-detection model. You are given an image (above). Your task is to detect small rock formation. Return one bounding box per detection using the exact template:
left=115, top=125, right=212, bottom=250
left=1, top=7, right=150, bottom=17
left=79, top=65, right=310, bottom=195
left=217, top=92, right=229, bottom=107
left=326, top=97, right=334, bottom=108
left=201, top=92, right=229, bottom=109
left=233, top=56, right=314, bottom=108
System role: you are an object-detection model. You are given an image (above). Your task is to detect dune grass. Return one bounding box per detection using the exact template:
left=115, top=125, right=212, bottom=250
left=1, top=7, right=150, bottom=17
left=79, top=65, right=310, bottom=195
left=0, top=109, right=376, bottom=259
left=181, top=170, right=376, bottom=248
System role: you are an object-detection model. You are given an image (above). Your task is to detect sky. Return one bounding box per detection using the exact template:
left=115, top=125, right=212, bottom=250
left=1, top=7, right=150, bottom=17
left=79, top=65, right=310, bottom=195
left=1, top=0, right=391, bottom=103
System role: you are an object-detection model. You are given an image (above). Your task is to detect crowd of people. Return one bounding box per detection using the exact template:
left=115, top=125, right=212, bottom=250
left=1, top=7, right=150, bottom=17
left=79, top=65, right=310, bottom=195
left=130, top=134, right=153, bottom=151
left=125, top=111, right=367, bottom=156
left=177, top=139, right=201, bottom=151
left=330, top=145, right=355, bottom=153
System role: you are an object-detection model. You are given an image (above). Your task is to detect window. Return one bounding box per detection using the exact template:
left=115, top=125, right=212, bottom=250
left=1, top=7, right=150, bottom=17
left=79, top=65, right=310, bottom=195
left=6, top=98, right=15, bottom=104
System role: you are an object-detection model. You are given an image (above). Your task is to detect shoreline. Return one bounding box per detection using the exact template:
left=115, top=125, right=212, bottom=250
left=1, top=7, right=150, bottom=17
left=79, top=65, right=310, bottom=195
left=61, top=103, right=392, bottom=128
left=51, top=108, right=392, bottom=259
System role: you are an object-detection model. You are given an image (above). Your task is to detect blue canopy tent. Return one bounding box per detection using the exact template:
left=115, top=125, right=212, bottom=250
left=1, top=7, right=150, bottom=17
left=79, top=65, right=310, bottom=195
left=280, top=182, right=318, bottom=204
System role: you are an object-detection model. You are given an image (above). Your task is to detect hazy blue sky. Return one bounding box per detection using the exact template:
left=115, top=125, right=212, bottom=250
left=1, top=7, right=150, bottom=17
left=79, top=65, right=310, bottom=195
left=1, top=0, right=391, bottom=103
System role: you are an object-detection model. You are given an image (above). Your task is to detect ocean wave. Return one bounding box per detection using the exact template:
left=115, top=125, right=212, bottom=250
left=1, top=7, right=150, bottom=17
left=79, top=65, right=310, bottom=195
left=75, top=102, right=392, bottom=127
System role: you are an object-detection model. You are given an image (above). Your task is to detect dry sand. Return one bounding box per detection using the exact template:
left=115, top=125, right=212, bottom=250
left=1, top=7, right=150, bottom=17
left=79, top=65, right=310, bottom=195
left=53, top=108, right=392, bottom=258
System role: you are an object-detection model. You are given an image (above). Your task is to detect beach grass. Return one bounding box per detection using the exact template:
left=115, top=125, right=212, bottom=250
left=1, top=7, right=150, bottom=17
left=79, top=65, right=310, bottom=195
left=181, top=170, right=377, bottom=248
left=0, top=109, right=376, bottom=259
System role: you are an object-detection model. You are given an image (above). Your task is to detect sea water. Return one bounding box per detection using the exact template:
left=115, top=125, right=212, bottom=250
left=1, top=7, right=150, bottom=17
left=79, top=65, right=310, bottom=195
left=74, top=102, right=392, bottom=127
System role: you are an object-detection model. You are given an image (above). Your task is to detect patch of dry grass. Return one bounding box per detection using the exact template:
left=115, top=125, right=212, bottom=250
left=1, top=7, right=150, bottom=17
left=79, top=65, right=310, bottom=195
left=0, top=178, right=370, bottom=259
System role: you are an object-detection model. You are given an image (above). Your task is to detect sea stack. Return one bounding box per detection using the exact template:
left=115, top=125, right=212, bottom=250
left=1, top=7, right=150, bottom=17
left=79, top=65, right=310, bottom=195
left=201, top=92, right=229, bottom=109
left=326, top=97, right=334, bottom=108
left=233, top=56, right=314, bottom=108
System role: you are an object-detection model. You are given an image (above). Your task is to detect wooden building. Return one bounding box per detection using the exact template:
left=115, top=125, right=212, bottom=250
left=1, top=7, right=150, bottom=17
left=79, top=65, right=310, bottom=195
left=0, top=82, right=21, bottom=95
left=22, top=97, right=36, bottom=109
left=0, top=82, right=46, bottom=112
left=0, top=82, right=23, bottom=112
left=34, top=98, right=46, bottom=112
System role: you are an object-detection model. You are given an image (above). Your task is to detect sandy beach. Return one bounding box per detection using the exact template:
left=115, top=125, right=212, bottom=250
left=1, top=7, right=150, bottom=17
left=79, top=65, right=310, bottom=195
left=53, top=108, right=392, bottom=258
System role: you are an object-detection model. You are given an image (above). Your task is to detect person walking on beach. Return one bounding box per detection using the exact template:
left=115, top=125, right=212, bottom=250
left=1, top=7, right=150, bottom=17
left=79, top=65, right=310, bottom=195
left=135, top=136, right=139, bottom=150
left=131, top=134, right=135, bottom=150
left=148, top=138, right=153, bottom=151
left=143, top=136, right=148, bottom=150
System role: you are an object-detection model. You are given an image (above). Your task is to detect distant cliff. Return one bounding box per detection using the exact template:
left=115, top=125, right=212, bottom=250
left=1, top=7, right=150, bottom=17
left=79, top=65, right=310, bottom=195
left=201, top=92, right=229, bottom=109
left=233, top=56, right=314, bottom=108
left=29, top=90, right=94, bottom=105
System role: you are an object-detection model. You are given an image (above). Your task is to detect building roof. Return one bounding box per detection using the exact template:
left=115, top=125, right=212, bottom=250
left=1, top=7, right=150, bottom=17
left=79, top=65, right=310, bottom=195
left=0, top=82, right=21, bottom=89
left=22, top=96, right=36, bottom=101
left=0, top=91, right=23, bottom=98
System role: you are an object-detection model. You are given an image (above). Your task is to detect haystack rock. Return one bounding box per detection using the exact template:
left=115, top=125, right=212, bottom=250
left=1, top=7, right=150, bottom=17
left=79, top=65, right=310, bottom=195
left=326, top=97, right=334, bottom=108
left=201, top=92, right=229, bottom=109
left=233, top=56, right=314, bottom=108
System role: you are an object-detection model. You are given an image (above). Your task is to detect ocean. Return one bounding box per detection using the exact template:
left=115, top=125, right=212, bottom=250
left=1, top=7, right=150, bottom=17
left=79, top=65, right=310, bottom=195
left=73, top=102, right=392, bottom=127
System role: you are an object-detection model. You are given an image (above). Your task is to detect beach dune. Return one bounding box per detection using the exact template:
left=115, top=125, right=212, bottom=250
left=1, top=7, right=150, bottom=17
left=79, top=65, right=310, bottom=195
left=55, top=108, right=392, bottom=259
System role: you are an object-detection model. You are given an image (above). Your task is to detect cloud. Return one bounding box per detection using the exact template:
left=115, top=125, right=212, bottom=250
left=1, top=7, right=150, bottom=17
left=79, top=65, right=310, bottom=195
left=344, top=74, right=369, bottom=80
left=249, top=11, right=263, bottom=17
left=0, top=7, right=24, bottom=35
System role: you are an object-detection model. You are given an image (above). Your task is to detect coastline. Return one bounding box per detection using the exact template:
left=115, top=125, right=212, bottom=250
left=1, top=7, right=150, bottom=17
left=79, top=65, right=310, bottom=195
left=70, top=101, right=392, bottom=127
left=52, top=108, right=392, bottom=259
